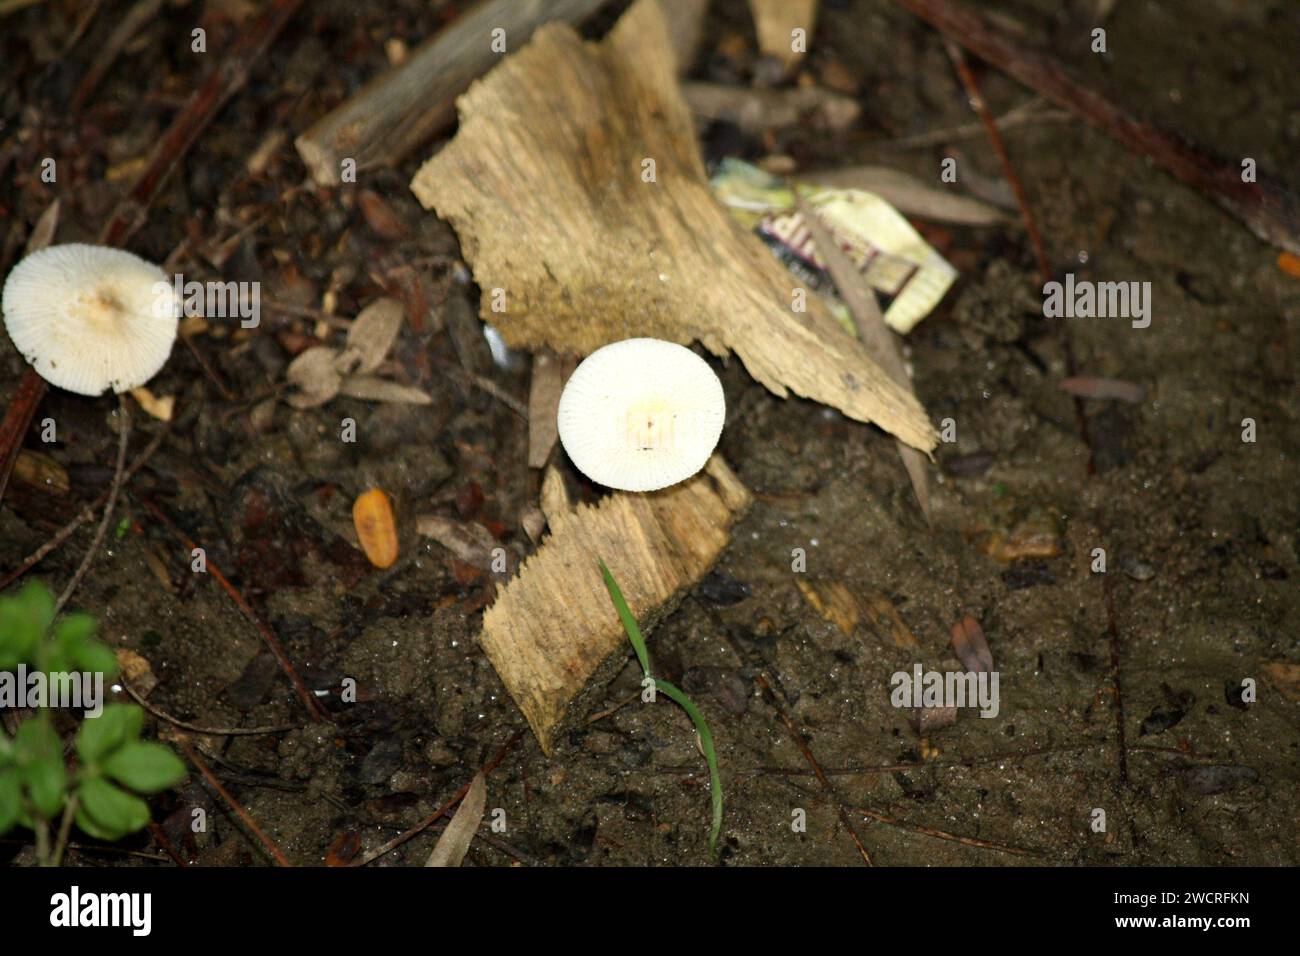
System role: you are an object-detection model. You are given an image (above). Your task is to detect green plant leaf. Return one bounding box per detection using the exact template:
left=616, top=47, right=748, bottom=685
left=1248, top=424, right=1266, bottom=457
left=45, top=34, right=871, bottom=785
left=599, top=558, right=724, bottom=857
left=70, top=640, right=119, bottom=679
left=54, top=612, right=97, bottom=647
left=0, top=581, right=54, bottom=666
left=104, top=742, right=186, bottom=794
left=598, top=558, right=649, bottom=675
left=75, top=703, right=143, bottom=763
left=23, top=753, right=67, bottom=820
left=0, top=769, right=20, bottom=835
left=76, top=779, right=149, bottom=840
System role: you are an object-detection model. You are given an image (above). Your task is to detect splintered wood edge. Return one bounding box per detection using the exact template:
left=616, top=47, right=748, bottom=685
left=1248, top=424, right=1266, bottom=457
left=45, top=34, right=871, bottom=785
left=480, top=454, right=751, bottom=754
left=410, top=0, right=938, bottom=454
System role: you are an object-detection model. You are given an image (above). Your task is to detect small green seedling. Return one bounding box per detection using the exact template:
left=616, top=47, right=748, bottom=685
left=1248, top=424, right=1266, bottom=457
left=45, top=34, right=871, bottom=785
left=599, top=559, right=723, bottom=856
left=0, top=581, right=186, bottom=864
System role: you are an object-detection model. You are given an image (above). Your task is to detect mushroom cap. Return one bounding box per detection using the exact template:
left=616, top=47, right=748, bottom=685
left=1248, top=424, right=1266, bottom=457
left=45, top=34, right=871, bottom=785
left=2, top=243, right=177, bottom=396
left=557, top=338, right=725, bottom=492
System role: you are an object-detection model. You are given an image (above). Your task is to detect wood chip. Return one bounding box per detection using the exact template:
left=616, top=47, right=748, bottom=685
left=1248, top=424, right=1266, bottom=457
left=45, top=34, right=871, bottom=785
left=481, top=454, right=751, bottom=754
left=426, top=772, right=486, bottom=867
left=860, top=588, right=920, bottom=649
left=795, top=579, right=859, bottom=636
left=410, top=0, right=936, bottom=454
left=747, top=0, right=818, bottom=72
left=683, top=82, right=860, bottom=133
left=12, top=449, right=68, bottom=496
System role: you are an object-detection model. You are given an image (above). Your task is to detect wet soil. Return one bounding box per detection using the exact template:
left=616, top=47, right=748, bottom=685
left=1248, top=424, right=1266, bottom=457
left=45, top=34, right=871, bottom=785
left=1, top=0, right=1296, bottom=866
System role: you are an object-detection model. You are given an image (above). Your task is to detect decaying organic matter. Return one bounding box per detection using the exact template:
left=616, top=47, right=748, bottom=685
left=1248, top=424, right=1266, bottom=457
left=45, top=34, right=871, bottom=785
left=480, top=454, right=751, bottom=754
left=411, top=0, right=937, bottom=454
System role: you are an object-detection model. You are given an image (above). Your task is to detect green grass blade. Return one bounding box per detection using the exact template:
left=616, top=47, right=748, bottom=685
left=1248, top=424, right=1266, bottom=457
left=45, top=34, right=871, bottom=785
left=652, top=677, right=723, bottom=855
left=598, top=558, right=649, bottom=675
left=598, top=557, right=723, bottom=857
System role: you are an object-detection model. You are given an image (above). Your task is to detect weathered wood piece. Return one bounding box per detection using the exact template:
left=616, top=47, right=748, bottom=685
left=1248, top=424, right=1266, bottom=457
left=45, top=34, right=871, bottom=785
left=411, top=0, right=937, bottom=453
left=480, top=455, right=750, bottom=754
left=295, top=0, right=607, bottom=185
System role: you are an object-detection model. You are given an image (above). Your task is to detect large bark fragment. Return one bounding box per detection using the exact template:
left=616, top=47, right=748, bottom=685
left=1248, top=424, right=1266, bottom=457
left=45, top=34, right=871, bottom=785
left=411, top=0, right=937, bottom=453
left=480, top=455, right=750, bottom=754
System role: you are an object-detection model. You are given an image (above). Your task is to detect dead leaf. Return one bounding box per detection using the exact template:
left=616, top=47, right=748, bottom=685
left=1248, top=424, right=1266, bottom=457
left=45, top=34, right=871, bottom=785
left=410, top=0, right=936, bottom=453
left=286, top=346, right=343, bottom=408
left=1260, top=661, right=1300, bottom=702
left=115, top=648, right=157, bottom=698
left=539, top=464, right=572, bottom=525
left=426, top=772, right=487, bottom=867
left=1059, top=376, right=1145, bottom=403
left=341, top=297, right=405, bottom=374
left=338, top=375, right=431, bottom=405
left=417, top=515, right=499, bottom=568
left=129, top=385, right=175, bottom=422
left=949, top=615, right=993, bottom=673
left=799, top=196, right=932, bottom=520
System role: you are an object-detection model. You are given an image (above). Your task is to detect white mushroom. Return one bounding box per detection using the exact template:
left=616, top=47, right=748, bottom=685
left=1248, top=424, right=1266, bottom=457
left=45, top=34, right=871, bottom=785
left=1, top=243, right=177, bottom=396
left=556, top=338, right=725, bottom=492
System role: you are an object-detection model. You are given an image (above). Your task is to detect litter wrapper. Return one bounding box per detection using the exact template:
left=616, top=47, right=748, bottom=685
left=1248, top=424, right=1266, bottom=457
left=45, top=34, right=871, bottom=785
left=711, top=159, right=957, bottom=334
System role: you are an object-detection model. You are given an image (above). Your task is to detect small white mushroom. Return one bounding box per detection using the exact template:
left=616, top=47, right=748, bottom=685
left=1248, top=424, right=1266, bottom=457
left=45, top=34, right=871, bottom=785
left=556, top=338, right=725, bottom=492
left=1, top=243, right=177, bottom=396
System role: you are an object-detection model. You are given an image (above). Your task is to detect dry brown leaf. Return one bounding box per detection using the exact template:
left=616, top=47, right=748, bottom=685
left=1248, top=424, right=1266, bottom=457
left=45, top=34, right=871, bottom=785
left=1260, top=661, right=1300, bottom=702
left=129, top=385, right=175, bottom=422
left=341, top=297, right=405, bottom=374
left=410, top=0, right=935, bottom=453
left=115, top=648, right=158, bottom=698
left=949, top=615, right=993, bottom=673
left=426, top=772, right=486, bottom=867
left=482, top=454, right=750, bottom=753
left=286, top=345, right=343, bottom=408
left=417, top=514, right=499, bottom=568
left=338, top=375, right=431, bottom=405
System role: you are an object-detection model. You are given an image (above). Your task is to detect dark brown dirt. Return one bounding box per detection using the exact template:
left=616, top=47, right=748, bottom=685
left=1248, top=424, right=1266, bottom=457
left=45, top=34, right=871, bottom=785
left=0, top=0, right=1296, bottom=866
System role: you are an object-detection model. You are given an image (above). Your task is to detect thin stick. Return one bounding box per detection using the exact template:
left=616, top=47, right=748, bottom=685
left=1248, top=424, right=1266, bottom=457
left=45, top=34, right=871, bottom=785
left=350, top=731, right=522, bottom=867
left=174, top=735, right=292, bottom=867
left=893, top=0, right=1300, bottom=255
left=119, top=677, right=301, bottom=737
left=754, top=674, right=874, bottom=865
left=295, top=0, right=607, bottom=184
left=50, top=794, right=79, bottom=867
left=137, top=497, right=329, bottom=723
left=942, top=39, right=1051, bottom=285
left=52, top=395, right=129, bottom=618
left=98, top=0, right=303, bottom=248
left=0, top=424, right=168, bottom=590
left=852, top=805, right=1042, bottom=857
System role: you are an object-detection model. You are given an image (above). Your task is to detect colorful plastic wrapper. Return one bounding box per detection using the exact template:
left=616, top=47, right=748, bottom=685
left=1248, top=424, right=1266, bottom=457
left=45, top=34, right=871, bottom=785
left=711, top=159, right=957, bottom=334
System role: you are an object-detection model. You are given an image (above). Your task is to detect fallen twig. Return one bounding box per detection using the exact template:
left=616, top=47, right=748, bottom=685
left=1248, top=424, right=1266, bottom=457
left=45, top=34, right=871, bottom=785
left=137, top=497, right=329, bottom=723
left=893, top=0, right=1300, bottom=254
left=296, top=0, right=607, bottom=185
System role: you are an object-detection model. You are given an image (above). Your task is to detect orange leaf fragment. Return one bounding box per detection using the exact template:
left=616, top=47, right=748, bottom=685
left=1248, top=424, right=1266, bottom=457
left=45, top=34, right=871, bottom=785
left=353, top=488, right=399, bottom=569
